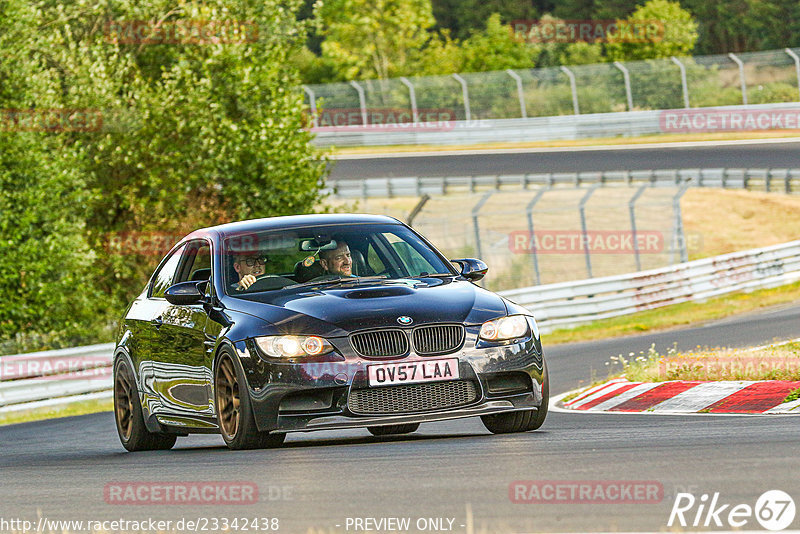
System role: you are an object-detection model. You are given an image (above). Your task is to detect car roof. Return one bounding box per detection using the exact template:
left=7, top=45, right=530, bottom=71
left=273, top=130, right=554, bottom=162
left=184, top=213, right=403, bottom=241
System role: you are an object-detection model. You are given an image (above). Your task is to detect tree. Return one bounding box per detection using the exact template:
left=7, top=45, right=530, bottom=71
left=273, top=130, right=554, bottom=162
left=459, top=13, right=538, bottom=72
left=0, top=0, right=101, bottom=349
left=605, top=0, right=698, bottom=61
left=682, top=0, right=797, bottom=54
left=432, top=0, right=541, bottom=39
left=1, top=0, right=328, bottom=345
left=315, top=0, right=436, bottom=80
left=530, top=14, right=605, bottom=67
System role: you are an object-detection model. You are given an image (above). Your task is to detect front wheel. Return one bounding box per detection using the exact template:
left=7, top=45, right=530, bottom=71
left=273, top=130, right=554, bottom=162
left=114, top=358, right=177, bottom=452
left=367, top=423, right=420, bottom=436
left=214, top=349, right=285, bottom=450
left=481, top=365, right=549, bottom=434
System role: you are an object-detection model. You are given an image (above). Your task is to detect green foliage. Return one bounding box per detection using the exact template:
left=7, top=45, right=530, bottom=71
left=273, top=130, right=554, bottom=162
left=530, top=15, right=606, bottom=68
left=682, top=0, right=785, bottom=54
left=411, top=13, right=538, bottom=77
left=749, top=82, right=800, bottom=104
left=0, top=134, right=103, bottom=349
left=0, top=0, right=327, bottom=350
left=315, top=0, right=436, bottom=80
left=432, top=0, right=540, bottom=40
left=458, top=14, right=537, bottom=73
left=605, top=0, right=699, bottom=61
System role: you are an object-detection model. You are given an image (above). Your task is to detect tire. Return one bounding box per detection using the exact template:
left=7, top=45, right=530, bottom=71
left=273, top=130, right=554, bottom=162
left=113, top=357, right=177, bottom=452
left=367, top=423, right=420, bottom=436
left=481, top=363, right=549, bottom=434
left=214, top=348, right=285, bottom=450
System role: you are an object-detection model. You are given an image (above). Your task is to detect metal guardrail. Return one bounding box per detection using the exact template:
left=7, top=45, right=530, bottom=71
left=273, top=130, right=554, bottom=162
left=326, top=167, right=800, bottom=198
left=0, top=343, right=113, bottom=412
left=312, top=102, right=800, bottom=147
left=3, top=240, right=800, bottom=411
left=499, top=240, right=800, bottom=332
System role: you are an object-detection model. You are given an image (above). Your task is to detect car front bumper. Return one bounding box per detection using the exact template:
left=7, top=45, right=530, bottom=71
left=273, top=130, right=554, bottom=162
left=235, top=324, right=546, bottom=434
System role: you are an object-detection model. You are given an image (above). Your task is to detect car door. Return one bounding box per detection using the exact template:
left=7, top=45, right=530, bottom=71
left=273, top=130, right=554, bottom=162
left=149, top=240, right=214, bottom=419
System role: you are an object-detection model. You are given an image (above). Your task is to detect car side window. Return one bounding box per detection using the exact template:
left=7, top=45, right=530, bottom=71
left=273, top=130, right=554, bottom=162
left=150, top=244, right=188, bottom=298
left=179, top=241, right=212, bottom=284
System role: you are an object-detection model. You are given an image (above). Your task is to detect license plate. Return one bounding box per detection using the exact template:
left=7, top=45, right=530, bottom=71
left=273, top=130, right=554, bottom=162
left=367, top=358, right=459, bottom=387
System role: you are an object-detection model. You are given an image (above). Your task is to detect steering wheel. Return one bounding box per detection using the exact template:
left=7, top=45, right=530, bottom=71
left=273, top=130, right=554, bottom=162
left=242, top=274, right=294, bottom=292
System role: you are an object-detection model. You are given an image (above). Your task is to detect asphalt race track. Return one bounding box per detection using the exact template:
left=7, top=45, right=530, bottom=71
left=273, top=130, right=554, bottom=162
left=2, top=303, right=799, bottom=532
left=329, top=140, right=800, bottom=179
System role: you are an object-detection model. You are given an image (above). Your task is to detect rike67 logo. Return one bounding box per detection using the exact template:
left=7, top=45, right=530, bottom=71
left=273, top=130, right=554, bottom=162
left=668, top=490, right=796, bottom=531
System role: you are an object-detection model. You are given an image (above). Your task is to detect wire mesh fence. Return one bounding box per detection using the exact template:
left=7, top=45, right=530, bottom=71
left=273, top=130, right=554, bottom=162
left=304, top=47, right=800, bottom=129
left=327, top=185, right=687, bottom=291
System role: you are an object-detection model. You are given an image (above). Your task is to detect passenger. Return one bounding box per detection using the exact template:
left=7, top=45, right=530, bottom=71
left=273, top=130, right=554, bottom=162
left=319, top=240, right=354, bottom=278
left=232, top=254, right=267, bottom=290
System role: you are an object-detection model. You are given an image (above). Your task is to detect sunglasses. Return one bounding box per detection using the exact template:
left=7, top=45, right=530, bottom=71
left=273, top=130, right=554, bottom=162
left=238, top=256, right=267, bottom=267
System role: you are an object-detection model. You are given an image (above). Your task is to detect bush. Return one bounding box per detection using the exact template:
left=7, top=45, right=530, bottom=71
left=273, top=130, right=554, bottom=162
left=0, top=0, right=328, bottom=350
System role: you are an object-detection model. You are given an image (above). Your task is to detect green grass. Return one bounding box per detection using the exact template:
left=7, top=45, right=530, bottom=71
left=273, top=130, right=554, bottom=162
left=0, top=397, right=112, bottom=427
left=544, top=280, right=800, bottom=346
left=783, top=387, right=800, bottom=404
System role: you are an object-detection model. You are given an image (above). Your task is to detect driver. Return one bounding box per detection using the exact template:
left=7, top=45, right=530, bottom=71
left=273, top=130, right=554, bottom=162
left=319, top=240, right=354, bottom=277
left=232, top=254, right=267, bottom=290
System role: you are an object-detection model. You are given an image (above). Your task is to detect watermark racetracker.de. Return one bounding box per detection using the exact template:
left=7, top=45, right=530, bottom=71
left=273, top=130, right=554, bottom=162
left=0, top=108, right=103, bottom=132
left=659, top=356, right=800, bottom=380
left=508, top=230, right=703, bottom=255
left=511, top=19, right=665, bottom=43
left=510, top=480, right=663, bottom=504
left=661, top=108, right=800, bottom=132
left=103, top=481, right=293, bottom=505
left=310, top=107, right=457, bottom=132
left=104, top=19, right=259, bottom=45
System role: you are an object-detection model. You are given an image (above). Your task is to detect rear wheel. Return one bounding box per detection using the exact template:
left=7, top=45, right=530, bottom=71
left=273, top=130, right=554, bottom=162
left=214, top=349, right=285, bottom=450
left=481, top=364, right=549, bottom=434
left=367, top=423, right=420, bottom=436
left=114, top=358, right=177, bottom=452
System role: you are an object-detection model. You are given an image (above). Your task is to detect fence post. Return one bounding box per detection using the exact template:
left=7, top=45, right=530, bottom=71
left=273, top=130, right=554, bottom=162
left=526, top=188, right=549, bottom=285
left=302, top=85, right=318, bottom=128
left=505, top=69, right=527, bottom=119
left=613, top=61, right=634, bottom=111
left=579, top=185, right=599, bottom=278
left=672, top=183, right=691, bottom=264
left=560, top=66, right=580, bottom=115
left=670, top=56, right=690, bottom=108
left=728, top=53, right=748, bottom=105
left=349, top=80, right=368, bottom=125
left=628, top=185, right=648, bottom=272
left=451, top=73, right=471, bottom=122
left=471, top=191, right=493, bottom=259
left=407, top=194, right=430, bottom=227
left=785, top=48, right=800, bottom=102
left=399, top=77, right=419, bottom=124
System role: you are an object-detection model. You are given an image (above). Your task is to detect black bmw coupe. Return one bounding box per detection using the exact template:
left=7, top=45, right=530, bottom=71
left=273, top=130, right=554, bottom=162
left=113, top=214, right=548, bottom=451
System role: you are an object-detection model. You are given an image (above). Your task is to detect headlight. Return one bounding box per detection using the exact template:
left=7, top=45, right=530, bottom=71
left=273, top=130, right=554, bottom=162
left=255, top=335, right=334, bottom=358
left=479, top=315, right=529, bottom=341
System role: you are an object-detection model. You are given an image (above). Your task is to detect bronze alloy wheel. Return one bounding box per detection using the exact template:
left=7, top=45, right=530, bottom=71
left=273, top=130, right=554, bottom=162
left=215, top=353, right=241, bottom=439
left=113, top=358, right=176, bottom=451
left=114, top=366, right=135, bottom=441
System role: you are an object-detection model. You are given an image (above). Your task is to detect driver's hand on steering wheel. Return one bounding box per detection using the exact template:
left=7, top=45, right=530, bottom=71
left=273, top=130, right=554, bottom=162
left=237, top=274, right=258, bottom=290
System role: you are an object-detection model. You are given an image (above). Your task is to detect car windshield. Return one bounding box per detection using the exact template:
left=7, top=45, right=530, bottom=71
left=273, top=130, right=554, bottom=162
left=222, top=223, right=455, bottom=295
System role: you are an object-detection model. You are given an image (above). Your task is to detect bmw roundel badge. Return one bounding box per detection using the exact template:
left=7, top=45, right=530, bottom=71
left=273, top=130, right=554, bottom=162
left=397, top=316, right=413, bottom=325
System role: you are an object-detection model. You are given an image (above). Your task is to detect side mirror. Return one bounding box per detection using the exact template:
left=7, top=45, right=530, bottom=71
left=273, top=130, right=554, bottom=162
left=165, top=281, right=207, bottom=305
left=451, top=258, right=488, bottom=281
